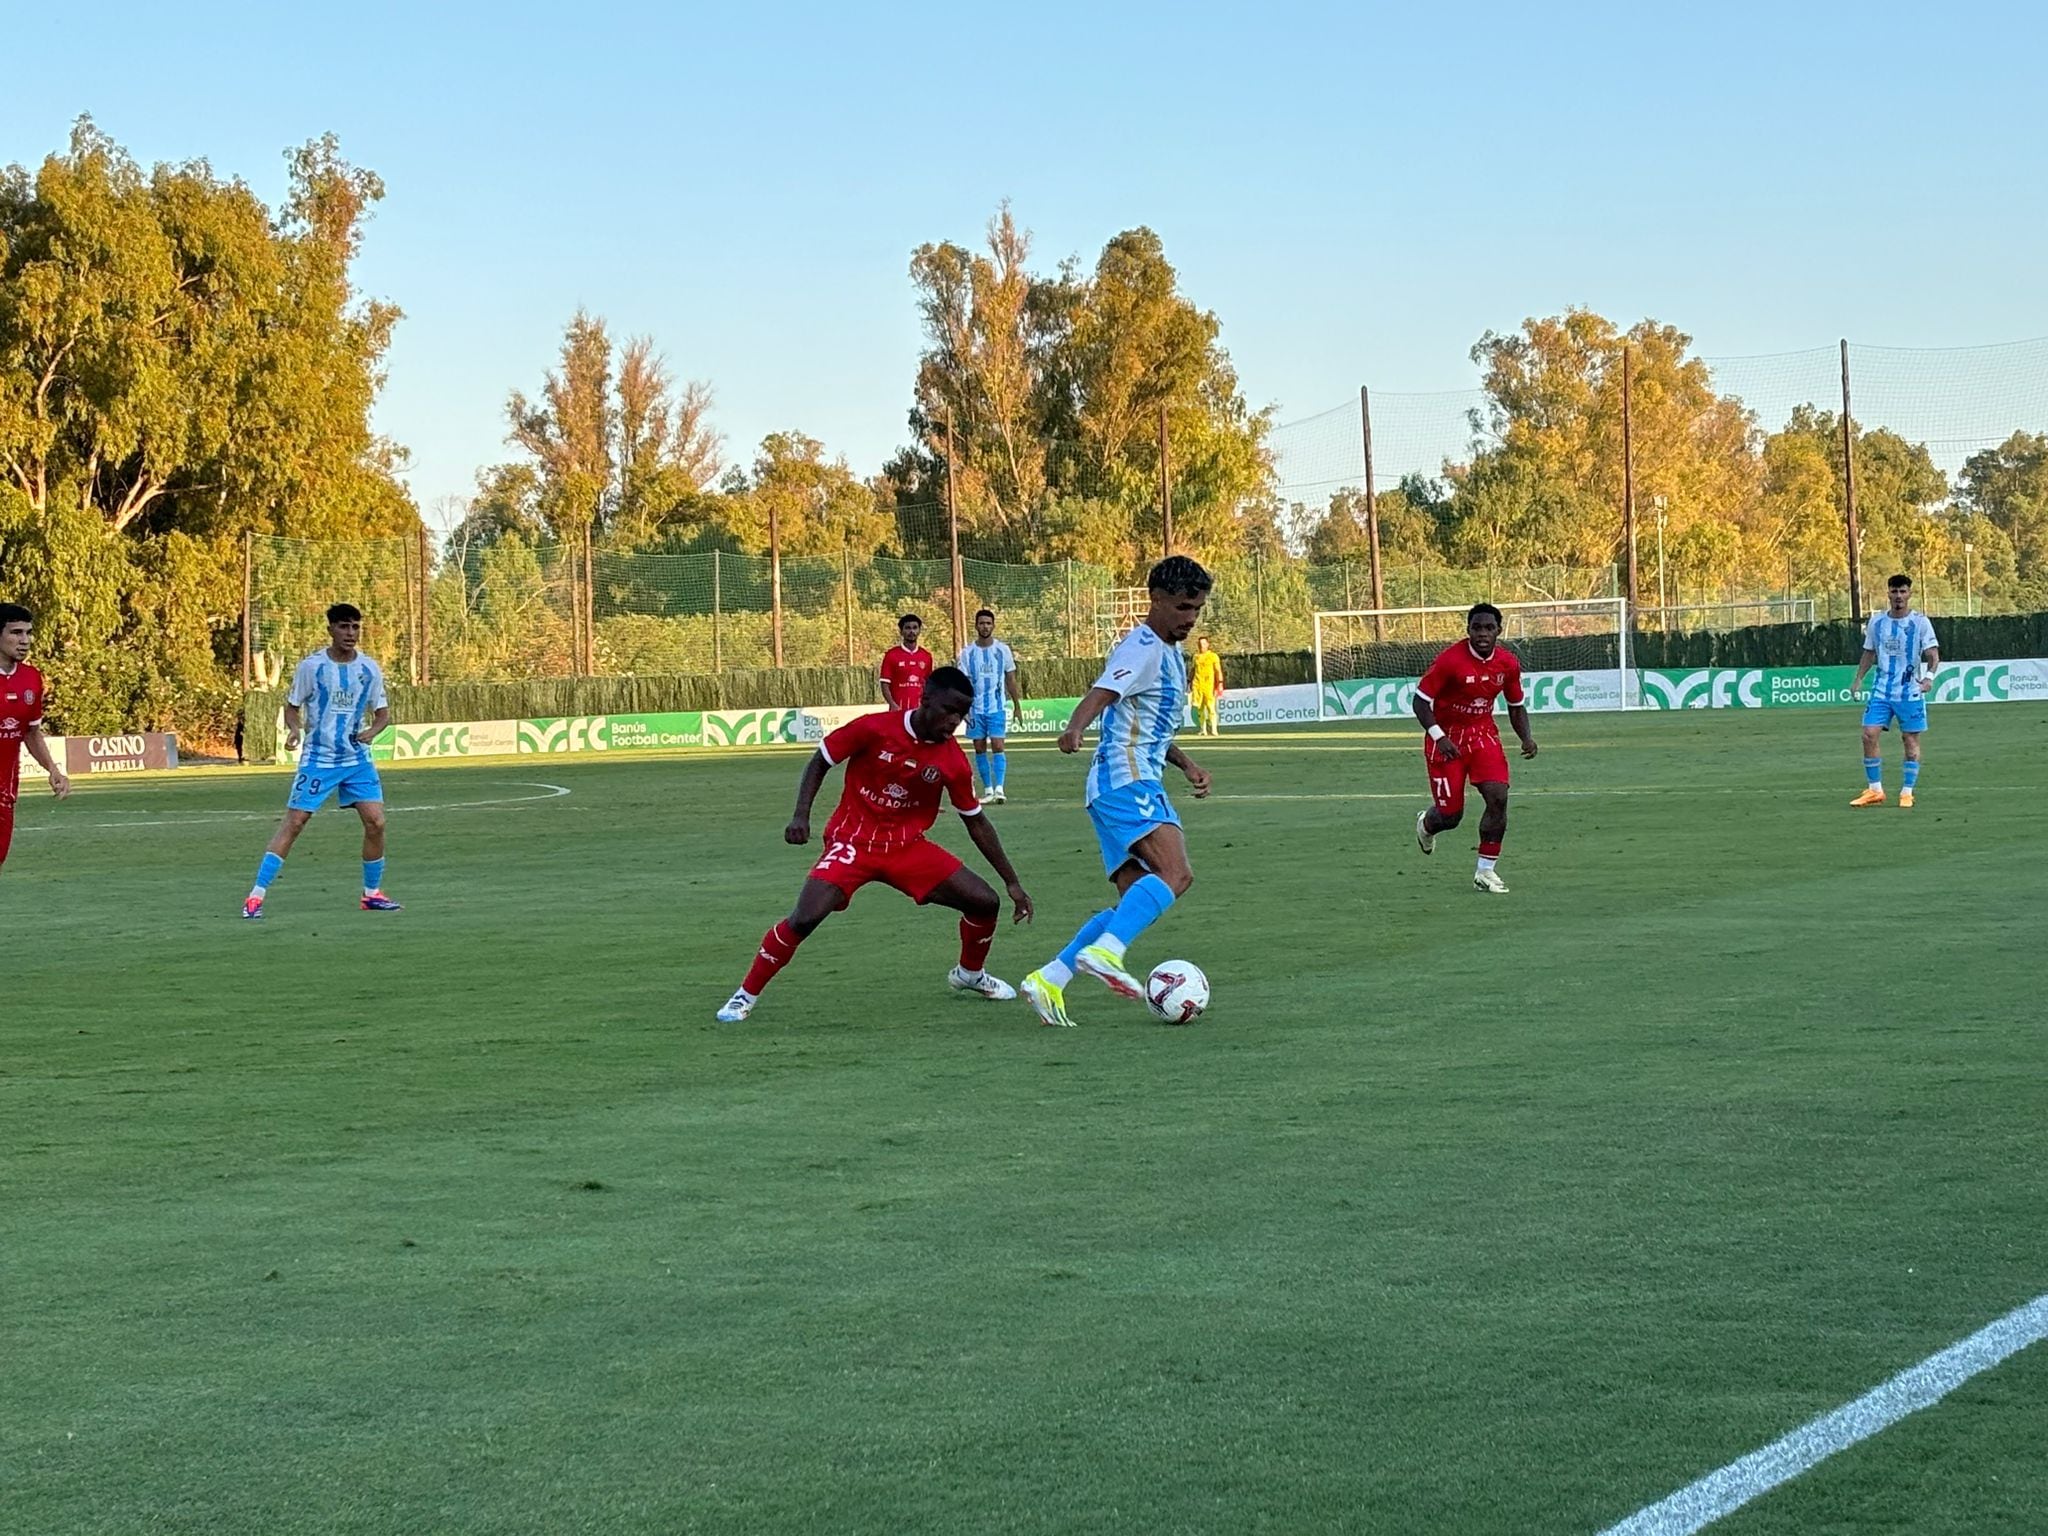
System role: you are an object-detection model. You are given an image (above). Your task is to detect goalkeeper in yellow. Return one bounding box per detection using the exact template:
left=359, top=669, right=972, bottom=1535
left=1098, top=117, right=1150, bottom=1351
left=1189, top=636, right=1224, bottom=735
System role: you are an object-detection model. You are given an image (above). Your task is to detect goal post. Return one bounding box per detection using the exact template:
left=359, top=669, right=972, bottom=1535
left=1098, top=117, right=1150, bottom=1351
left=1314, top=597, right=1632, bottom=721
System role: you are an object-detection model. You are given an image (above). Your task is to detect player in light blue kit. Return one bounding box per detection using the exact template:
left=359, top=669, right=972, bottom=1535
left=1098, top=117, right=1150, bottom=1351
left=959, top=608, right=1021, bottom=802
left=243, top=602, right=402, bottom=918
left=1021, top=556, right=1213, bottom=1026
left=1850, top=573, right=1940, bottom=810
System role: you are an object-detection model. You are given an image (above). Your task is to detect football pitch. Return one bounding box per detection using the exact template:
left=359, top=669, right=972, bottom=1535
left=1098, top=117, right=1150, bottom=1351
left=6, top=708, right=2046, bottom=1535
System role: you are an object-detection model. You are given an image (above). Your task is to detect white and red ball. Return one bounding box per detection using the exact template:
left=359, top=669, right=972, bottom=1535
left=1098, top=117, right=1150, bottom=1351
left=1146, top=961, right=1209, bottom=1025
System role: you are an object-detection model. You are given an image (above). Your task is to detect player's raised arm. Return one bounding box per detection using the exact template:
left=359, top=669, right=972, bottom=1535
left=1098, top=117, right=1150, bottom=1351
left=960, top=811, right=1033, bottom=924
left=1410, top=684, right=1457, bottom=758
left=1164, top=742, right=1210, bottom=798
left=23, top=722, right=68, bottom=799
left=1057, top=687, right=1121, bottom=754
left=786, top=749, right=834, bottom=844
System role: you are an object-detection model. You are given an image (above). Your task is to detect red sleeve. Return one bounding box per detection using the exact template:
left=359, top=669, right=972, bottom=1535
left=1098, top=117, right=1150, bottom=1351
left=27, top=668, right=45, bottom=725
left=946, top=749, right=982, bottom=815
left=821, top=714, right=875, bottom=766
left=877, top=652, right=896, bottom=685
left=1502, top=650, right=1526, bottom=707
left=1415, top=649, right=1453, bottom=703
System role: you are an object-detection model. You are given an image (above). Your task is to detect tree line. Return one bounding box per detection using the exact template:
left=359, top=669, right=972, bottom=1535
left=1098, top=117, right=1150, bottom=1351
left=5, top=125, right=2046, bottom=738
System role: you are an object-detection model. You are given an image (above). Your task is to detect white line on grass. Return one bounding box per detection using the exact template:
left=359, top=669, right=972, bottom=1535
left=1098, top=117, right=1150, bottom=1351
left=1599, top=1291, right=2048, bottom=1536
left=16, top=782, right=572, bottom=833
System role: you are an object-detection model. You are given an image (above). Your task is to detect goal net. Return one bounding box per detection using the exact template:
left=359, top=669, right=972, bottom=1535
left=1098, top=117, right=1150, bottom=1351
left=1314, top=598, right=1631, bottom=720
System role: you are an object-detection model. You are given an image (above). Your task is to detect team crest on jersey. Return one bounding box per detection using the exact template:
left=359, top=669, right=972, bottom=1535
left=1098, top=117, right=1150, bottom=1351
left=921, top=766, right=941, bottom=782
left=22, top=690, right=33, bottom=705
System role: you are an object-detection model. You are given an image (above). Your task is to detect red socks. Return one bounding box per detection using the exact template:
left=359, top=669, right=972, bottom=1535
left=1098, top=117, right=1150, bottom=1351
left=958, top=915, right=997, bottom=973
left=1478, top=839, right=1503, bottom=858
left=742, top=920, right=803, bottom=995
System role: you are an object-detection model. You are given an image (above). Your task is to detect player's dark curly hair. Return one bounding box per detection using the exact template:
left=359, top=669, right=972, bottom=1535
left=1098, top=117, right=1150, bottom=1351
left=974, top=607, right=996, bottom=622
left=1468, top=602, right=1503, bottom=625
left=925, top=665, right=973, bottom=700
left=327, top=602, right=364, bottom=624
left=1888, top=573, right=1912, bottom=589
left=1146, top=555, right=1213, bottom=597
left=0, top=602, right=32, bottom=628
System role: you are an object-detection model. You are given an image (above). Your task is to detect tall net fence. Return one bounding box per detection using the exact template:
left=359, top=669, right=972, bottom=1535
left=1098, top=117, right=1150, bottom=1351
left=1267, top=336, right=2048, bottom=622
left=1316, top=599, right=1627, bottom=687
left=252, top=534, right=1637, bottom=683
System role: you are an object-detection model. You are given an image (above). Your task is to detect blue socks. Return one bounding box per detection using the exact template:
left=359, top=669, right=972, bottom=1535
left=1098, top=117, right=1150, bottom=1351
left=1863, top=757, right=1882, bottom=785
left=975, top=750, right=990, bottom=791
left=1903, top=760, right=1920, bottom=789
left=1056, top=910, right=1116, bottom=974
left=251, top=851, right=284, bottom=896
left=1104, top=874, right=1176, bottom=950
left=991, top=751, right=1006, bottom=790
left=363, top=857, right=385, bottom=894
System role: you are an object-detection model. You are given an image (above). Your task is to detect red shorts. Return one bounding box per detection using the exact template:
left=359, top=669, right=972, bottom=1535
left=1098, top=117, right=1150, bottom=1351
left=1424, top=731, right=1509, bottom=818
left=808, top=834, right=963, bottom=905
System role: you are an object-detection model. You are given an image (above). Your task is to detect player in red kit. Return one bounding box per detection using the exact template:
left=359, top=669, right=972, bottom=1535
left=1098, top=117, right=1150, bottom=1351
left=1411, top=603, right=1537, bottom=894
left=878, top=612, right=934, bottom=710
left=717, top=665, right=1035, bottom=1022
left=0, top=603, right=72, bottom=873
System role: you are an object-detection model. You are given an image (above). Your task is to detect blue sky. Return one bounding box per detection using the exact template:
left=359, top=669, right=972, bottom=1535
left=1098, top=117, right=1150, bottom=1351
left=5, top=0, right=2044, bottom=522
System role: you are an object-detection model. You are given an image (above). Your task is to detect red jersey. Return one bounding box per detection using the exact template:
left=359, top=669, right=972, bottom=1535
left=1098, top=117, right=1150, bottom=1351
left=819, top=709, right=980, bottom=852
left=0, top=659, right=48, bottom=797
left=1415, top=641, right=1524, bottom=739
left=878, top=645, right=933, bottom=709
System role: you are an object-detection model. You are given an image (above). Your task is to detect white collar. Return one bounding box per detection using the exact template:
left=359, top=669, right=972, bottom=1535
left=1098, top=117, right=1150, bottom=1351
left=1464, top=641, right=1497, bottom=664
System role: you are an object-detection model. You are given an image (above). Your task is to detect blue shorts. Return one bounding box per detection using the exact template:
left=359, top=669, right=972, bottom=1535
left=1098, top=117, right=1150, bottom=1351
left=1088, top=779, right=1181, bottom=875
left=968, top=709, right=1008, bottom=741
left=288, top=759, right=384, bottom=813
left=1862, top=697, right=1928, bottom=733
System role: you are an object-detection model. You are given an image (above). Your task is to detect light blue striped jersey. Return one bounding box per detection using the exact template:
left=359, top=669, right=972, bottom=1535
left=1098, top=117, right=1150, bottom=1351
left=1085, top=624, right=1187, bottom=804
left=1862, top=610, right=1937, bottom=702
left=288, top=651, right=388, bottom=771
left=958, top=639, right=1016, bottom=714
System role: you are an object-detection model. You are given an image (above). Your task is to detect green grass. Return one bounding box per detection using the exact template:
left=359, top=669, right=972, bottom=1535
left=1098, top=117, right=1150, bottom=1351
left=5, top=709, right=2045, bottom=1535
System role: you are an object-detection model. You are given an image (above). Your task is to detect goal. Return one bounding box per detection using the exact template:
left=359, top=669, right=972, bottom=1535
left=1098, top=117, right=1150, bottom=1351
left=1314, top=597, right=1631, bottom=720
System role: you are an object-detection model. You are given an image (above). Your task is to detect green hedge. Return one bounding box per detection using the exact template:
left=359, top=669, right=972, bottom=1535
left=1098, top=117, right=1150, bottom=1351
left=1630, top=610, right=2048, bottom=668
left=240, top=649, right=1323, bottom=759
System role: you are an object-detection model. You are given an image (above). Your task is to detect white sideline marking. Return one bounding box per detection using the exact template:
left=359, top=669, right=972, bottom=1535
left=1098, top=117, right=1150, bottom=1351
left=1600, top=1292, right=2048, bottom=1536
left=16, top=782, right=572, bottom=833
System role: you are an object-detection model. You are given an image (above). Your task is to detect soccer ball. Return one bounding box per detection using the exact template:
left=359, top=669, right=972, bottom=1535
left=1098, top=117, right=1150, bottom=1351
left=1146, top=961, right=1209, bottom=1025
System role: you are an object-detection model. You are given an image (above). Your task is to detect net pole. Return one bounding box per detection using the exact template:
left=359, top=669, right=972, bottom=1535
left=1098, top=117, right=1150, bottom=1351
left=418, top=524, right=432, bottom=685
left=584, top=521, right=597, bottom=675
left=1158, top=403, right=1173, bottom=558
left=945, top=413, right=965, bottom=654
left=401, top=532, right=417, bottom=684
left=1840, top=338, right=1864, bottom=624
left=240, top=530, right=253, bottom=690
left=1361, top=385, right=1386, bottom=639
left=1255, top=549, right=1266, bottom=651
left=1622, top=344, right=1639, bottom=614
left=712, top=549, right=723, bottom=673
left=1065, top=560, right=1076, bottom=658
left=770, top=500, right=785, bottom=669
left=842, top=542, right=854, bottom=667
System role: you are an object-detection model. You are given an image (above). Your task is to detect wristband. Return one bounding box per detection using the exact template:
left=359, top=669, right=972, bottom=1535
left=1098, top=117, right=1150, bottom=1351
left=1426, top=725, right=1446, bottom=743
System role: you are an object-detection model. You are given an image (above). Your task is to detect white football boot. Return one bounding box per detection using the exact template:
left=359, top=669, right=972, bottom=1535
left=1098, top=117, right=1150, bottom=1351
left=948, top=967, right=1016, bottom=1001
left=1415, top=808, right=1436, bottom=855
left=715, top=989, right=757, bottom=1022
left=1473, top=868, right=1509, bottom=895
